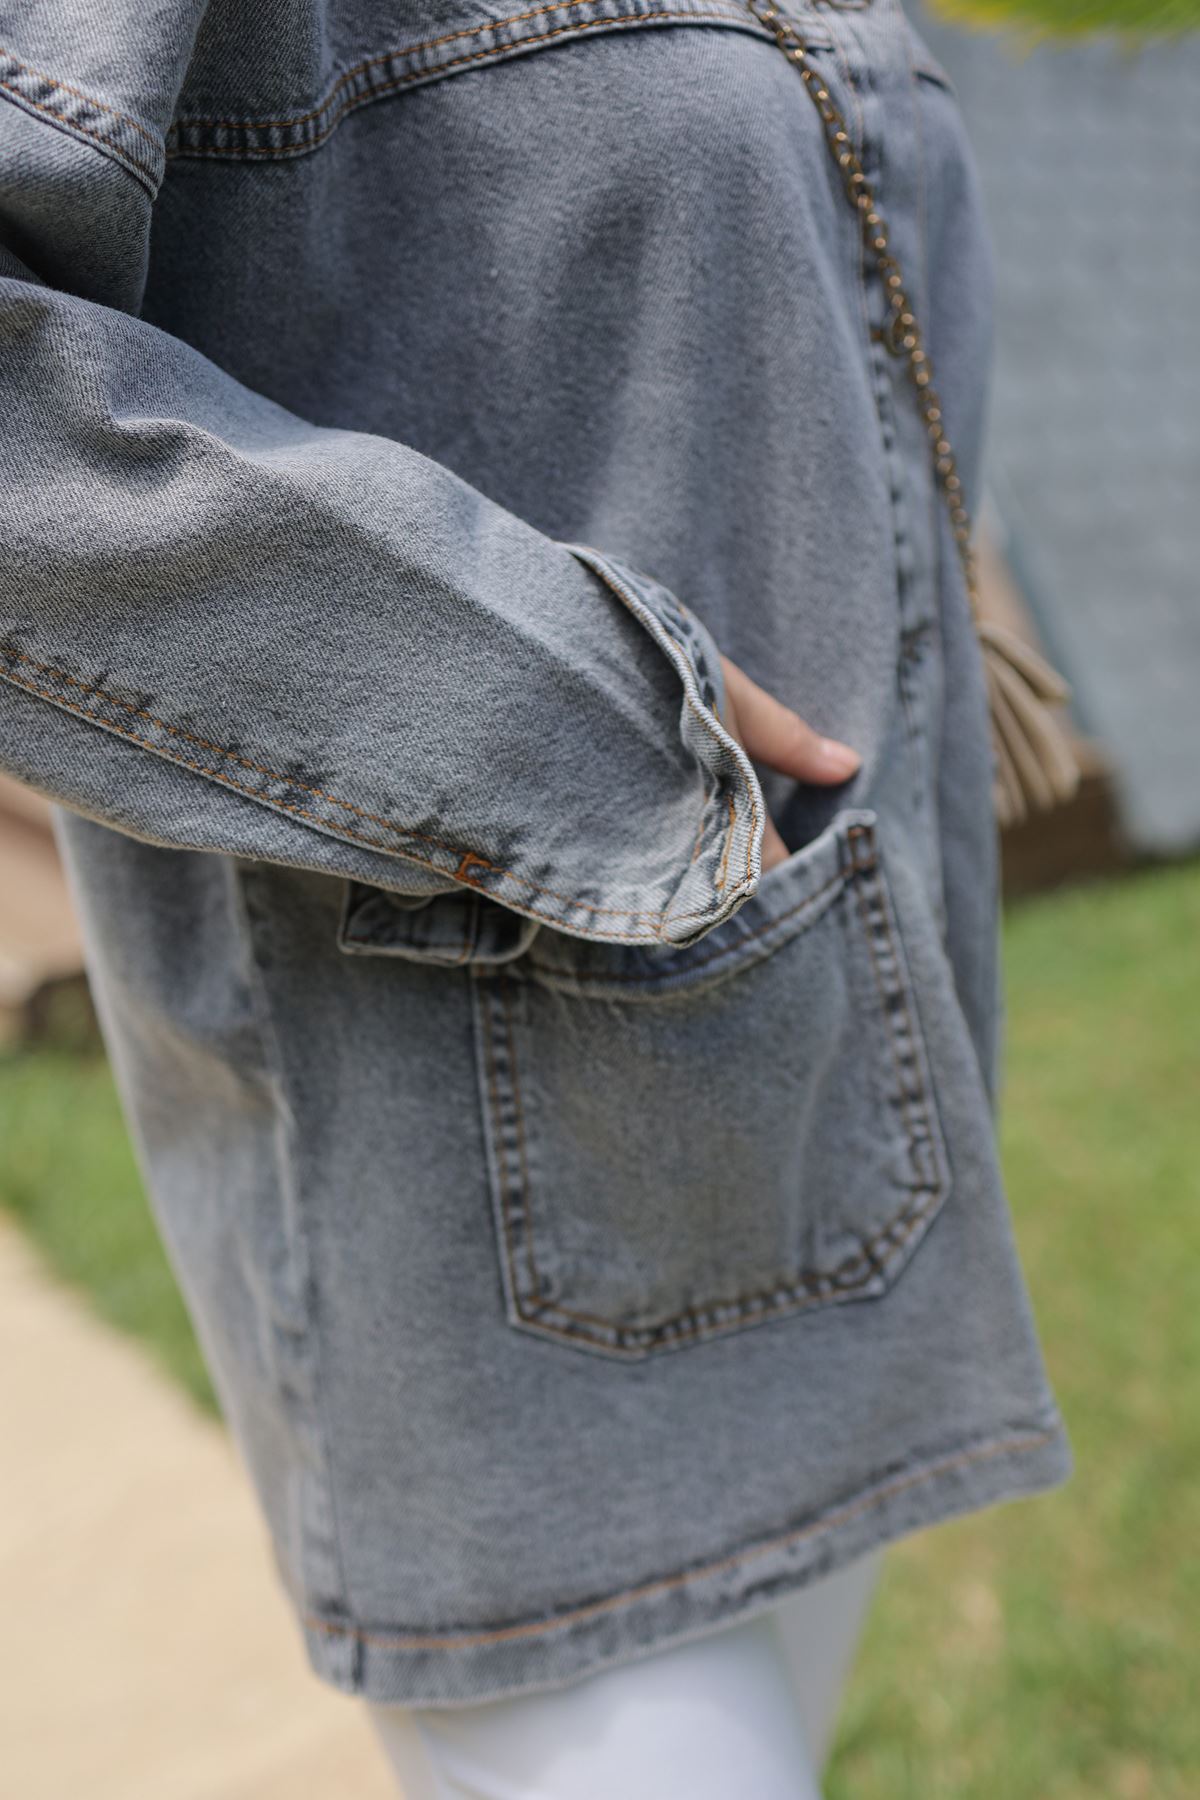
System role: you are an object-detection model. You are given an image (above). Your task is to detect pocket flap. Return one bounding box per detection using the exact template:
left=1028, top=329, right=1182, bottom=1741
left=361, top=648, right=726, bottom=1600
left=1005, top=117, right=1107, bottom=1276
left=338, top=882, right=542, bottom=966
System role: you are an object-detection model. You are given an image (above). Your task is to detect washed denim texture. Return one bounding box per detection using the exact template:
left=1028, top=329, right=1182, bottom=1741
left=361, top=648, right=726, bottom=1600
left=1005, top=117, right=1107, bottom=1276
left=1, top=0, right=1072, bottom=1704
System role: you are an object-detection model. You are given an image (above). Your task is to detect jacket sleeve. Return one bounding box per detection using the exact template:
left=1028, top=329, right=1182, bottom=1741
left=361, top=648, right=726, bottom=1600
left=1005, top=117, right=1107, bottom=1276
left=0, top=20, right=765, bottom=949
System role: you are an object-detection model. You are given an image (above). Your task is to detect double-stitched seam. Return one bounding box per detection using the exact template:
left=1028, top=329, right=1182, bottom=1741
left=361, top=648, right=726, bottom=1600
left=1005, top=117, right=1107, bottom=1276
left=822, top=34, right=874, bottom=361
left=0, top=72, right=161, bottom=194
left=232, top=871, right=360, bottom=1669
left=509, top=1145, right=946, bottom=1355
left=165, top=9, right=762, bottom=163
left=499, top=973, right=543, bottom=1308
left=684, top=791, right=710, bottom=872
left=715, top=792, right=737, bottom=890
left=570, top=552, right=759, bottom=909
left=300, top=1424, right=1058, bottom=1650
left=480, top=976, right=535, bottom=1321
left=848, top=34, right=936, bottom=824
left=172, top=0, right=615, bottom=131
left=491, top=841, right=949, bottom=1355
left=0, top=46, right=159, bottom=147
left=526, top=858, right=847, bottom=986
left=507, top=890, right=946, bottom=1347
left=847, top=823, right=934, bottom=1189
left=903, top=23, right=948, bottom=696
left=0, top=645, right=740, bottom=937
left=845, top=831, right=950, bottom=1259
left=166, top=0, right=835, bottom=139
left=840, top=873, right=945, bottom=1256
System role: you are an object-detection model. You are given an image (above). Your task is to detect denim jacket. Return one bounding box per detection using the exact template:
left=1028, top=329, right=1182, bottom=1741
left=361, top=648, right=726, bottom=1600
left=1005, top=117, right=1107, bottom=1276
left=0, top=0, right=776, bottom=947
left=0, top=0, right=1070, bottom=1706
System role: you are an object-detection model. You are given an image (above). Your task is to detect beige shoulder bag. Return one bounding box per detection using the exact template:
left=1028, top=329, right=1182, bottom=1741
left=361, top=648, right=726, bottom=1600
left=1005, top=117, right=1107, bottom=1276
left=744, top=0, right=1084, bottom=828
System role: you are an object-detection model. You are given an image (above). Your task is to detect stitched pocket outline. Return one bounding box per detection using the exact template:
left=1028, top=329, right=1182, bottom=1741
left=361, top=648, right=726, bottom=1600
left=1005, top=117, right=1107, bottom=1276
left=470, top=806, right=952, bottom=1359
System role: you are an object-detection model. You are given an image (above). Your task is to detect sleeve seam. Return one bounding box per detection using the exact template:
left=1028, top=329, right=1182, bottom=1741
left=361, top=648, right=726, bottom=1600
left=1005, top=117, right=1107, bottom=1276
left=0, top=46, right=163, bottom=196
left=163, top=9, right=756, bottom=165
left=0, top=642, right=741, bottom=939
left=560, top=543, right=761, bottom=916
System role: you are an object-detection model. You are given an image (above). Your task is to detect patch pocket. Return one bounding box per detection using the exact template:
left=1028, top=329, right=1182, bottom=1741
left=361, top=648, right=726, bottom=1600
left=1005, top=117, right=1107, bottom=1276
left=471, top=806, right=952, bottom=1360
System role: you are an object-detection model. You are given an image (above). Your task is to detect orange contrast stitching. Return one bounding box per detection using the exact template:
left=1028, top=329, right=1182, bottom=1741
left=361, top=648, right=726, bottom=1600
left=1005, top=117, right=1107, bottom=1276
left=0, top=646, right=739, bottom=933
left=500, top=974, right=543, bottom=1308
left=300, top=1426, right=1059, bottom=1649
left=0, top=45, right=161, bottom=147
left=0, top=77, right=159, bottom=187
left=521, top=1175, right=946, bottom=1352
left=684, top=789, right=710, bottom=872
left=481, top=978, right=528, bottom=1315
left=171, top=0, right=605, bottom=132
left=164, top=11, right=756, bottom=161
left=526, top=859, right=848, bottom=985
left=715, top=791, right=736, bottom=891
left=492, top=845, right=949, bottom=1354
left=849, top=831, right=926, bottom=1170
left=848, top=828, right=939, bottom=1191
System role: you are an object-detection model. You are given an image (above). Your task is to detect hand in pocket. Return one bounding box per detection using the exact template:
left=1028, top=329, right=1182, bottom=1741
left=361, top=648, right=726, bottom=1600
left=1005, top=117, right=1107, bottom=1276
left=718, top=655, right=862, bottom=869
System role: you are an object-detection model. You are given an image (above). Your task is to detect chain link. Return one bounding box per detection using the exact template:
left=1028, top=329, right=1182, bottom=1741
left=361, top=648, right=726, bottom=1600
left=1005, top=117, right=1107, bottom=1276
left=743, top=0, right=982, bottom=622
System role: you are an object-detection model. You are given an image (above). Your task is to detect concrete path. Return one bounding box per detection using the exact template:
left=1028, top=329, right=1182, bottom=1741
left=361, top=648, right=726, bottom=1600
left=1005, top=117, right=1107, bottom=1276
left=0, top=1215, right=397, bottom=1800
left=0, top=779, right=84, bottom=1046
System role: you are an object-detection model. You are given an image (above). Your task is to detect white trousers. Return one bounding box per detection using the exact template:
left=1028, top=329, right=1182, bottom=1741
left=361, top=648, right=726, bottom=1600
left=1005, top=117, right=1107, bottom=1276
left=364, top=1549, right=884, bottom=1800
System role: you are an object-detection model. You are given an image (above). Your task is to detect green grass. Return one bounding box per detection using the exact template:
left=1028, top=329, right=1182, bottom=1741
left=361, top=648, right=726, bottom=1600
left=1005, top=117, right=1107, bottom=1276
left=828, top=855, right=1200, bottom=1799
left=928, top=0, right=1200, bottom=41
left=0, top=1047, right=218, bottom=1414
left=1, top=855, right=1197, bottom=1789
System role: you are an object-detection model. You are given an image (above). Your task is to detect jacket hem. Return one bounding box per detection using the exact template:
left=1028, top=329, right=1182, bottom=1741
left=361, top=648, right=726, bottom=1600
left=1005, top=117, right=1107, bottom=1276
left=296, top=1414, right=1072, bottom=1706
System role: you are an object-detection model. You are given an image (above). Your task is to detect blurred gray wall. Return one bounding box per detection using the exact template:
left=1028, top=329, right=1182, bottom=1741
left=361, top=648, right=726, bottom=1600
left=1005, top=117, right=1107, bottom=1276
left=910, top=4, right=1200, bottom=855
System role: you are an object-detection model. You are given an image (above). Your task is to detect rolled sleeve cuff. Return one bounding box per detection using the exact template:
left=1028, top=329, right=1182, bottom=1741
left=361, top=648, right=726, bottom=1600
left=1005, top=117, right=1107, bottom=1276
left=555, top=543, right=765, bottom=948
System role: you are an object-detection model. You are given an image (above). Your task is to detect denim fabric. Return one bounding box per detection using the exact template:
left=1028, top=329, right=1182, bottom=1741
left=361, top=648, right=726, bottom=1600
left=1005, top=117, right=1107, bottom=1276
left=2, top=0, right=1071, bottom=1705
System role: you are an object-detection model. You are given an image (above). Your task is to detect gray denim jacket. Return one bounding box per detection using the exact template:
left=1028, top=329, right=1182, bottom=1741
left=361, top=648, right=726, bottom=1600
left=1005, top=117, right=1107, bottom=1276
left=0, top=0, right=1071, bottom=1707
left=0, top=2, right=765, bottom=948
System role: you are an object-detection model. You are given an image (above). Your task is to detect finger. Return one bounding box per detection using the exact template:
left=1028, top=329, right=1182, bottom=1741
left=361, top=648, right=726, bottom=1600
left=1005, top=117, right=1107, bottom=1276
left=721, top=680, right=793, bottom=872
left=721, top=657, right=861, bottom=783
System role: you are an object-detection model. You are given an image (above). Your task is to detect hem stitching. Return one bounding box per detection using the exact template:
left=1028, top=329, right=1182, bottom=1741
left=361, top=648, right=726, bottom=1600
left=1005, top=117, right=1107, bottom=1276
left=0, top=627, right=746, bottom=940
left=301, top=1423, right=1059, bottom=1651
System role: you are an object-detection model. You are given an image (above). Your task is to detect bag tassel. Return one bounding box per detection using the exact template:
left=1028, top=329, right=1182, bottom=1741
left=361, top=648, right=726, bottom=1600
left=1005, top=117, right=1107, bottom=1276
left=976, top=617, right=1084, bottom=829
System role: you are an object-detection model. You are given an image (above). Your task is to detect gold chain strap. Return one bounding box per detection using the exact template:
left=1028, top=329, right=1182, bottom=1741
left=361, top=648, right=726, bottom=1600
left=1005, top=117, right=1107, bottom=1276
left=744, top=0, right=981, bottom=611
left=742, top=0, right=1085, bottom=826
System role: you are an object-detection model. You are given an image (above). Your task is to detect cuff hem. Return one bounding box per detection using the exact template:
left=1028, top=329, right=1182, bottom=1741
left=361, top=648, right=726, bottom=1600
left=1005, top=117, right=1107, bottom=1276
left=561, top=543, right=765, bottom=948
